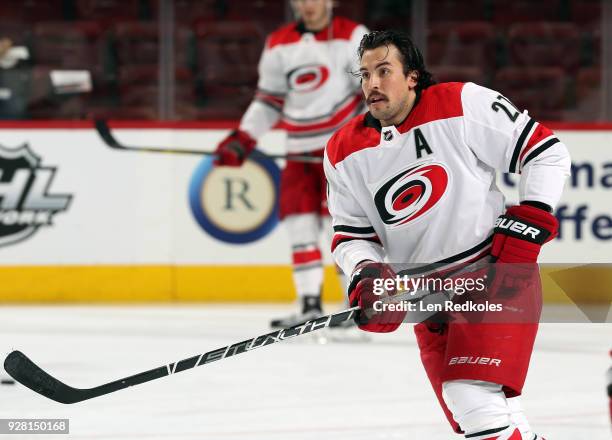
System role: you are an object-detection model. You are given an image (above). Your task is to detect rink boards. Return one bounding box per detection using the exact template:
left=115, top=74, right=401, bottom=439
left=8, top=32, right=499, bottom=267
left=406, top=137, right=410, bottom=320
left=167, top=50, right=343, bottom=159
left=0, top=122, right=609, bottom=302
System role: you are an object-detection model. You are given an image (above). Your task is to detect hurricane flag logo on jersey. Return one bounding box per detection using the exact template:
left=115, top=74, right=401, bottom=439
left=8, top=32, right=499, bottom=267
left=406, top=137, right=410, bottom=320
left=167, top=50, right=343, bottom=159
left=287, top=64, right=329, bottom=93
left=374, top=163, right=449, bottom=228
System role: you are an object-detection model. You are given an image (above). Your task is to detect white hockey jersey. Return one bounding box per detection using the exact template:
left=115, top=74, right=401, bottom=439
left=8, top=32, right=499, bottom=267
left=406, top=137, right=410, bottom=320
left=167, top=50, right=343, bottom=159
left=324, top=82, right=572, bottom=276
left=239, top=17, right=368, bottom=154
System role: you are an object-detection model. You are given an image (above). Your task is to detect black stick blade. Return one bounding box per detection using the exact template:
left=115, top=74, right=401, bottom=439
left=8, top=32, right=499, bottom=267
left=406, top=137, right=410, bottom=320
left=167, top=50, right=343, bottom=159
left=94, top=120, right=121, bottom=148
left=4, top=351, right=84, bottom=404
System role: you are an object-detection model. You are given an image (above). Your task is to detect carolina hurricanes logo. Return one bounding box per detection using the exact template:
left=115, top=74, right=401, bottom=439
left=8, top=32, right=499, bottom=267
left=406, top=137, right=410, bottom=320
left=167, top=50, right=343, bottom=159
left=374, top=163, right=449, bottom=228
left=287, top=64, right=329, bottom=92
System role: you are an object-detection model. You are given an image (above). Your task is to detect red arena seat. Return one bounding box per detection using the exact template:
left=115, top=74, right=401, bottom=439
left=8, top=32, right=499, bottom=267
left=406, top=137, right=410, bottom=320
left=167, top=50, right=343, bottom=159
left=427, top=0, right=489, bottom=22
left=194, top=21, right=263, bottom=91
left=492, top=67, right=567, bottom=121
left=427, top=22, right=496, bottom=74
left=113, top=22, right=193, bottom=69
left=32, top=21, right=105, bottom=72
left=0, top=0, right=68, bottom=22
left=430, top=66, right=487, bottom=85
left=492, top=0, right=562, bottom=27
left=508, top=22, right=580, bottom=73
left=74, top=0, right=150, bottom=23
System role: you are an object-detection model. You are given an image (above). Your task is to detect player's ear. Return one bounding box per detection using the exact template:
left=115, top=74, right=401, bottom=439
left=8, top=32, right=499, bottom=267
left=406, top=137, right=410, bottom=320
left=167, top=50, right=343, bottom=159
left=406, top=70, right=419, bottom=89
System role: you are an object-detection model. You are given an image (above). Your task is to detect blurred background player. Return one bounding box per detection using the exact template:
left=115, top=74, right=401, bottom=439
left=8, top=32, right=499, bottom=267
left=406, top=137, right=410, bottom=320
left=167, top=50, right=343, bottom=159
left=214, top=0, right=368, bottom=328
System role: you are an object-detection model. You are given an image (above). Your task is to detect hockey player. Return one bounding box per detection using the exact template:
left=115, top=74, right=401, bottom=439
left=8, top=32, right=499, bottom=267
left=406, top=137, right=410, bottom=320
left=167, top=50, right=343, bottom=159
left=324, top=30, right=571, bottom=439
left=214, top=0, right=368, bottom=327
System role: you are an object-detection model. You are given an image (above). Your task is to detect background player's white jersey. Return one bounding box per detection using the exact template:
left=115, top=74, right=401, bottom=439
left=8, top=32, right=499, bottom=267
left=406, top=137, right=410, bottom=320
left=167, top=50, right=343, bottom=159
left=324, top=82, right=572, bottom=276
left=240, top=17, right=368, bottom=154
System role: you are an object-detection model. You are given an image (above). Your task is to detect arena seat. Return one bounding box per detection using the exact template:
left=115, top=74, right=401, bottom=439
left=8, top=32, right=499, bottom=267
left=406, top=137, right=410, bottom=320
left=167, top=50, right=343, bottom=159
left=492, top=66, right=567, bottom=121
left=429, top=66, right=486, bottom=85
left=508, top=22, right=580, bottom=73
left=427, top=22, right=496, bottom=75
left=572, top=66, right=602, bottom=120
left=427, top=0, right=489, bottom=22
left=113, top=22, right=193, bottom=71
left=492, top=0, right=562, bottom=26
left=0, top=0, right=68, bottom=22
left=569, top=0, right=601, bottom=25
left=194, top=21, right=262, bottom=92
left=74, top=0, right=151, bottom=23
left=32, top=21, right=104, bottom=70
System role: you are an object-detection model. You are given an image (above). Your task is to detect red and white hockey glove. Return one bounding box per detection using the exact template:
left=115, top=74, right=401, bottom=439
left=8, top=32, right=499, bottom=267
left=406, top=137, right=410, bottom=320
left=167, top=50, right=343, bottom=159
left=489, top=203, right=558, bottom=294
left=214, top=129, right=256, bottom=167
left=491, top=203, right=558, bottom=263
left=348, top=261, right=405, bottom=333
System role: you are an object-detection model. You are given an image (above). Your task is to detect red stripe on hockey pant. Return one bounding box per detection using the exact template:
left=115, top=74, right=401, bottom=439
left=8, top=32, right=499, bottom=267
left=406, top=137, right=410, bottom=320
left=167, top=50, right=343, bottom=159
left=414, top=323, right=462, bottom=433
left=292, top=249, right=322, bottom=265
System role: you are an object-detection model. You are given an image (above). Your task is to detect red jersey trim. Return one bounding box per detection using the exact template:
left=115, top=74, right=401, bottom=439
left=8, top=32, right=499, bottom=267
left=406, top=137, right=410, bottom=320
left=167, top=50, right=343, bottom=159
left=519, top=123, right=554, bottom=164
left=327, top=83, right=466, bottom=168
left=396, top=82, right=465, bottom=135
left=267, top=22, right=301, bottom=49
left=267, top=17, right=359, bottom=49
left=326, top=115, right=381, bottom=167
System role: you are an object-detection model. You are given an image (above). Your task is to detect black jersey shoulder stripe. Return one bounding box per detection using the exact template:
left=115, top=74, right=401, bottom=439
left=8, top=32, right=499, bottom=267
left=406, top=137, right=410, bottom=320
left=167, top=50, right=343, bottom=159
left=522, top=137, right=560, bottom=168
left=509, top=118, right=536, bottom=173
left=333, top=225, right=376, bottom=234
left=397, top=236, right=492, bottom=276
left=332, top=236, right=381, bottom=250
left=465, top=426, right=509, bottom=438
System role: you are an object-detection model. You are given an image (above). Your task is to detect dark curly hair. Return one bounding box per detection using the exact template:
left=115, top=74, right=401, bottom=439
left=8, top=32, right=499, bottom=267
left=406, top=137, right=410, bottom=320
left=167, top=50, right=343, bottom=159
left=357, top=30, right=435, bottom=91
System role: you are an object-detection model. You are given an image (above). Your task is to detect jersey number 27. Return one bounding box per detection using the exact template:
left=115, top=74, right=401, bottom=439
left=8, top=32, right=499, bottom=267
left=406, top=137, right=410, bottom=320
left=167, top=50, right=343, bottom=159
left=491, top=95, right=519, bottom=122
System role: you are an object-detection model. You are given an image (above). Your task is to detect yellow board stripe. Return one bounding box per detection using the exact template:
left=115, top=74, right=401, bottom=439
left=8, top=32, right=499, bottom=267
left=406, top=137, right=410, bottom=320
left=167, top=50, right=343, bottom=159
left=0, top=266, right=342, bottom=302
left=0, top=265, right=608, bottom=303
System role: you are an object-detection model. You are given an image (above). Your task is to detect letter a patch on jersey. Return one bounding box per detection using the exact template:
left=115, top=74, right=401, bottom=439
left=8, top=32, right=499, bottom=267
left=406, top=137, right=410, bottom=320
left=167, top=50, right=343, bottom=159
left=374, top=162, right=449, bottom=228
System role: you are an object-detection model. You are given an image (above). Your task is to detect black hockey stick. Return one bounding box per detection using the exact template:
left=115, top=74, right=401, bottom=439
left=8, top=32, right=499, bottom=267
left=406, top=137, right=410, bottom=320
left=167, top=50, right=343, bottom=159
left=4, top=306, right=359, bottom=404
left=94, top=120, right=323, bottom=163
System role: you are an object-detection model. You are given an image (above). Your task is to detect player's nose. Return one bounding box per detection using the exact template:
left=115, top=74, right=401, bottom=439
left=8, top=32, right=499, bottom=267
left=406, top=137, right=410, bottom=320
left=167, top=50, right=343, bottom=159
left=366, top=76, right=381, bottom=91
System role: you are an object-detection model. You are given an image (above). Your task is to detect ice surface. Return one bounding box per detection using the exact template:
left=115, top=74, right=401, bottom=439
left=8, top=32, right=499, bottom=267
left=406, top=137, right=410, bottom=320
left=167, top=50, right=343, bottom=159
left=0, top=304, right=610, bottom=439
